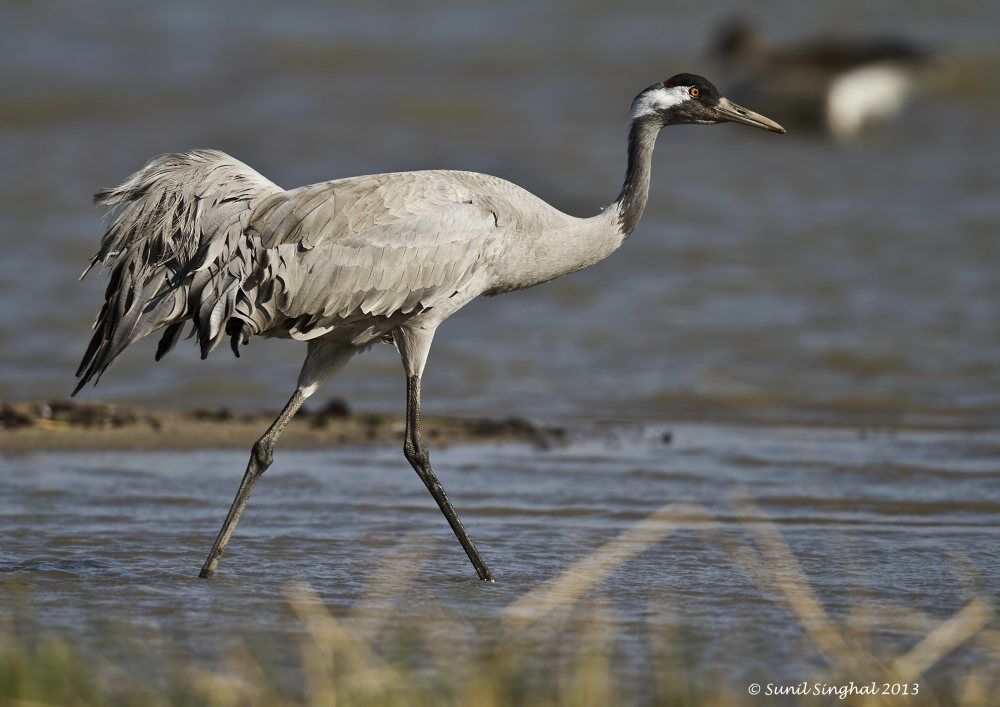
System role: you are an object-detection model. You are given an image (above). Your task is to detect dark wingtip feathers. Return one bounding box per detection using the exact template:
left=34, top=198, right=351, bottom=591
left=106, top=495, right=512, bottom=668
left=77, top=150, right=280, bottom=391
left=154, top=322, right=184, bottom=362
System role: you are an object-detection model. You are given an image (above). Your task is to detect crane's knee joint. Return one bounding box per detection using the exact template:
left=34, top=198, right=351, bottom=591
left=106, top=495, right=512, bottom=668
left=403, top=438, right=429, bottom=467
left=252, top=437, right=274, bottom=469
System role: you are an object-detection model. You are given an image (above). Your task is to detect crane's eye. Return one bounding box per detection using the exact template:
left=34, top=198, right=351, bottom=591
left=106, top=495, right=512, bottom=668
left=689, top=87, right=699, bottom=98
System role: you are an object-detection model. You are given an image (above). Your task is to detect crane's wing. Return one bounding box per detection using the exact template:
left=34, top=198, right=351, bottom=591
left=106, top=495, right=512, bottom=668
left=76, top=156, right=513, bottom=394
left=235, top=173, right=508, bottom=340
left=75, top=150, right=283, bottom=393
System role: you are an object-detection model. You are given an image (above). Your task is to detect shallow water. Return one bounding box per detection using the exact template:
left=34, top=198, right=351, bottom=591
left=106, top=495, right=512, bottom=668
left=2, top=424, right=997, bottom=685
left=1, top=1, right=999, bottom=426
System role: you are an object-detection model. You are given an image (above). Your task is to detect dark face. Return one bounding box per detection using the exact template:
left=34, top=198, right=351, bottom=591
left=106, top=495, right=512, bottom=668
left=630, top=73, right=785, bottom=133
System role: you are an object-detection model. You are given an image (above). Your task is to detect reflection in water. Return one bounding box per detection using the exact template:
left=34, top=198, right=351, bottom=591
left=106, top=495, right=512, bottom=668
left=0, top=1, right=998, bottom=426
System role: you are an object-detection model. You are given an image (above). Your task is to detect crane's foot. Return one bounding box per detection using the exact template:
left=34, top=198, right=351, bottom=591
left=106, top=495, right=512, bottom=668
left=198, top=562, right=217, bottom=579
left=473, top=559, right=496, bottom=582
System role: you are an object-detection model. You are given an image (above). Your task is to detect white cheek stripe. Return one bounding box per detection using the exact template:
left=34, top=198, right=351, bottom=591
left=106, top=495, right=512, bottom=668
left=629, top=85, right=691, bottom=119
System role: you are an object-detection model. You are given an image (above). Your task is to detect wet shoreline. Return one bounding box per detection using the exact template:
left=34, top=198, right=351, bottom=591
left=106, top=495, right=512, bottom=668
left=3, top=398, right=998, bottom=454
left=0, top=398, right=564, bottom=452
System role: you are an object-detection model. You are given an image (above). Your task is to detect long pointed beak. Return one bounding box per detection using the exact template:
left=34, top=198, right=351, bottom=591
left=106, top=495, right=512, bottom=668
left=715, top=97, right=786, bottom=134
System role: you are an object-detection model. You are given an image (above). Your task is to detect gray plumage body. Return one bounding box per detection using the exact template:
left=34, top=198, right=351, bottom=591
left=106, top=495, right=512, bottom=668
left=74, top=75, right=783, bottom=580
left=76, top=150, right=632, bottom=393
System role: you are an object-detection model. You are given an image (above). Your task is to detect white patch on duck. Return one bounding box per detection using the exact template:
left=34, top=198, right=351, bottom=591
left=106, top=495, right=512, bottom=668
left=826, top=64, right=913, bottom=138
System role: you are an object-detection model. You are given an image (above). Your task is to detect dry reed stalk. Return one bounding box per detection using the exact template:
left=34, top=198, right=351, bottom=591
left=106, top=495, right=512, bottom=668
left=345, top=536, right=427, bottom=644
left=733, top=494, right=876, bottom=676
left=889, top=598, right=994, bottom=684
left=502, top=501, right=712, bottom=625
left=286, top=582, right=403, bottom=703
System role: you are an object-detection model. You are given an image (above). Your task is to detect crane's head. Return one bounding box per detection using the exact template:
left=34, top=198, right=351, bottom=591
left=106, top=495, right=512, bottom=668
left=630, top=73, right=785, bottom=133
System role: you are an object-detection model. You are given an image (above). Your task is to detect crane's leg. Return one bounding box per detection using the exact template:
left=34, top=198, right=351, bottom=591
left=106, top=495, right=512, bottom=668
left=395, top=325, right=495, bottom=582
left=197, top=389, right=305, bottom=579
left=198, top=342, right=354, bottom=579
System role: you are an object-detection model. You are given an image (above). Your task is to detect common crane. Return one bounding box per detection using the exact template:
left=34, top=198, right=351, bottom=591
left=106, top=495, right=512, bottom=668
left=75, top=74, right=784, bottom=581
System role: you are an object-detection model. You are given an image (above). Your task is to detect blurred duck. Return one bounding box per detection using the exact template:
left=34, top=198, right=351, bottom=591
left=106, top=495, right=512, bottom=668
left=709, top=17, right=930, bottom=139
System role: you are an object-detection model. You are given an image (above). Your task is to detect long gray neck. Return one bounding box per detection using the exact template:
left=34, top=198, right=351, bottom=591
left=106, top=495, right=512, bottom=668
left=613, top=116, right=660, bottom=237
left=486, top=115, right=663, bottom=294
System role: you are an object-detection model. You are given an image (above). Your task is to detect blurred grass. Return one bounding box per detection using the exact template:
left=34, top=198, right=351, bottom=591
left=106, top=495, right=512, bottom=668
left=1, top=500, right=997, bottom=707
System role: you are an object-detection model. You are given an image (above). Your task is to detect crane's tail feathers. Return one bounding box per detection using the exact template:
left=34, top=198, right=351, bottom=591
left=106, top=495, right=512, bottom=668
left=74, top=149, right=283, bottom=394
